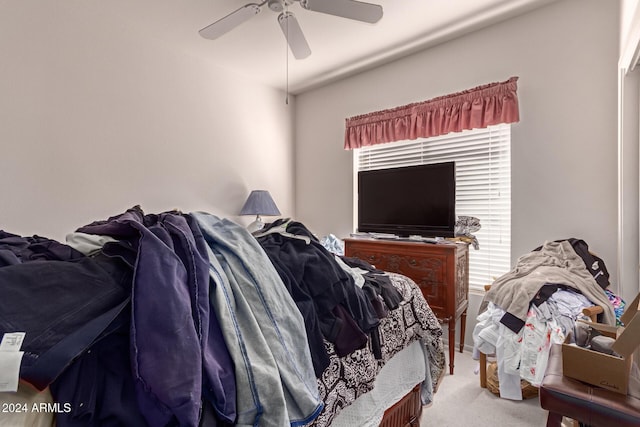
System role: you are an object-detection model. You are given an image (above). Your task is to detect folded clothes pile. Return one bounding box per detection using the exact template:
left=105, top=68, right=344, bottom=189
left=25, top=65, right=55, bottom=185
left=454, top=216, right=481, bottom=249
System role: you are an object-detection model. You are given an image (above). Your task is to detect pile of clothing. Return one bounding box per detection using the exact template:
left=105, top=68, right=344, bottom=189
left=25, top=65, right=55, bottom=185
left=0, top=207, right=409, bottom=427
left=454, top=215, right=481, bottom=249
left=473, top=239, right=622, bottom=400
left=255, top=219, right=403, bottom=375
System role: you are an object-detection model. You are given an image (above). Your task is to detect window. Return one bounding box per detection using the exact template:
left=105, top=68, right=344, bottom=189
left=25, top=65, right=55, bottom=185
left=353, top=124, right=511, bottom=290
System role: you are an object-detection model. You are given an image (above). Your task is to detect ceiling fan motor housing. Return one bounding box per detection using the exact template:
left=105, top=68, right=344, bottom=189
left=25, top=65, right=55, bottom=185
left=268, top=0, right=294, bottom=13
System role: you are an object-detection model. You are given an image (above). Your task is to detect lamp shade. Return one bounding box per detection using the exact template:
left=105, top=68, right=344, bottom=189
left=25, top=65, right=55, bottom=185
left=240, top=190, right=281, bottom=216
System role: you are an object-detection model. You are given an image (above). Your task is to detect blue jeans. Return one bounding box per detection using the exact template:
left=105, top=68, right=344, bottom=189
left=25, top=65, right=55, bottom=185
left=193, top=213, right=323, bottom=427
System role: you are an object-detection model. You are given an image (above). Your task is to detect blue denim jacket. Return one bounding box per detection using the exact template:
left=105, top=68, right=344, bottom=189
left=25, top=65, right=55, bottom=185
left=192, top=212, right=323, bottom=427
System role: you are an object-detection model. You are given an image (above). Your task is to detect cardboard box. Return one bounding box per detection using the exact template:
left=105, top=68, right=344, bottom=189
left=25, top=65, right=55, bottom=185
left=562, top=293, right=640, bottom=394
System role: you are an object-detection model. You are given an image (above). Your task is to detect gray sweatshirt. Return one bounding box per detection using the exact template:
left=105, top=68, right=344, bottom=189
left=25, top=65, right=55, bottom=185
left=484, top=240, right=615, bottom=330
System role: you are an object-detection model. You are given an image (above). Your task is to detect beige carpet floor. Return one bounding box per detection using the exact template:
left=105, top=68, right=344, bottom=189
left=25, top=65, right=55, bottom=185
left=420, top=350, right=549, bottom=426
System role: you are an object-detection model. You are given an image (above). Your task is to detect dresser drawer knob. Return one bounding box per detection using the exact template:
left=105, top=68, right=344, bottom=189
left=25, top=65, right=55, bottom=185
left=409, top=259, right=417, bottom=266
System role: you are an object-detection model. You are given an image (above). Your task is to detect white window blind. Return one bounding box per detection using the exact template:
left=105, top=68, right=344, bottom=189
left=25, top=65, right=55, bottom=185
left=354, top=124, right=511, bottom=290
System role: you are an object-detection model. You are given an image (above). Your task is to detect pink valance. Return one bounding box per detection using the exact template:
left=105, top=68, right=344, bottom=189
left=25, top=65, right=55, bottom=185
left=344, top=77, right=520, bottom=150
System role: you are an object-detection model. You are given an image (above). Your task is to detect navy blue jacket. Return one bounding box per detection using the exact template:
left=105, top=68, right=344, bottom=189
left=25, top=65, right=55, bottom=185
left=78, top=207, right=236, bottom=426
left=257, top=220, right=379, bottom=376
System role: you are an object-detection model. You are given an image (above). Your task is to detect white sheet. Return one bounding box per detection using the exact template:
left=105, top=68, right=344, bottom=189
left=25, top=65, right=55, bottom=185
left=329, top=340, right=428, bottom=427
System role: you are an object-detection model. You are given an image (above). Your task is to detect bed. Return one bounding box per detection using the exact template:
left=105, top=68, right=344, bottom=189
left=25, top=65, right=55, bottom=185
left=312, top=272, right=445, bottom=427
left=0, top=207, right=445, bottom=426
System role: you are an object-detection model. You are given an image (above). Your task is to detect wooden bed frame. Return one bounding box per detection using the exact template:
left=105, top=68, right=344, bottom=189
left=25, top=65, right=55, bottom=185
left=380, top=384, right=423, bottom=427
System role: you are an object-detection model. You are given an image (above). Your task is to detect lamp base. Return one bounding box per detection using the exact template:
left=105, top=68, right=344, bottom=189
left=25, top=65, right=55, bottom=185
left=246, top=216, right=266, bottom=234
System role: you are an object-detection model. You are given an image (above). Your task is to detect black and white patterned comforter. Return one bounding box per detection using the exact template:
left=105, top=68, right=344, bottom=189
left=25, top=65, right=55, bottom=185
left=311, top=273, right=445, bottom=426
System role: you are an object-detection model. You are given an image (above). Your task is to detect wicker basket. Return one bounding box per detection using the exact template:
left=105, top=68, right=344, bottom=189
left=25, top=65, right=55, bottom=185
left=486, top=362, right=538, bottom=399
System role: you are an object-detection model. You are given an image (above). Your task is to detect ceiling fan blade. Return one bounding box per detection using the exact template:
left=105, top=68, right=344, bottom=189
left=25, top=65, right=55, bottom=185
left=278, top=12, right=311, bottom=59
left=300, top=0, right=383, bottom=24
left=199, top=3, right=262, bottom=40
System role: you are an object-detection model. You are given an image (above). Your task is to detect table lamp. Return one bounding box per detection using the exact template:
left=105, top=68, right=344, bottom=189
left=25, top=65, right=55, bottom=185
left=240, top=190, right=281, bottom=233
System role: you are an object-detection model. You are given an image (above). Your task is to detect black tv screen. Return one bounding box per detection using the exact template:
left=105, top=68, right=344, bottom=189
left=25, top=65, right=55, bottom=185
left=357, top=162, right=456, bottom=237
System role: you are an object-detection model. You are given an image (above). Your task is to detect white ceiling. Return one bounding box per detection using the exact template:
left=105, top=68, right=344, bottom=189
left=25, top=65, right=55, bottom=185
left=96, top=0, right=557, bottom=94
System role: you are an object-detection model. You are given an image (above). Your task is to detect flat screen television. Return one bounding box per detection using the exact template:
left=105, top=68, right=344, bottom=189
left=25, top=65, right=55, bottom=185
left=357, top=162, right=456, bottom=237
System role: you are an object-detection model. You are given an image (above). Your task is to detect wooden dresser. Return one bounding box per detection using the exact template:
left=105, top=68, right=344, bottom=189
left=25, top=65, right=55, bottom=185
left=344, top=237, right=469, bottom=375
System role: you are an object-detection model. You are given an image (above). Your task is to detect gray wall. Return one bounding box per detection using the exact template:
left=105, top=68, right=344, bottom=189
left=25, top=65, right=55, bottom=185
left=0, top=2, right=296, bottom=241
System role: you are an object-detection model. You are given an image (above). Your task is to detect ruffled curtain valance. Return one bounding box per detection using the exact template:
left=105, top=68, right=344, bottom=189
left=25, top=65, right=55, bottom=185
left=344, top=77, right=520, bottom=150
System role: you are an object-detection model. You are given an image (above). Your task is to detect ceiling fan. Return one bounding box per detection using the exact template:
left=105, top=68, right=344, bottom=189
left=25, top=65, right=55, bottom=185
left=199, top=0, right=383, bottom=60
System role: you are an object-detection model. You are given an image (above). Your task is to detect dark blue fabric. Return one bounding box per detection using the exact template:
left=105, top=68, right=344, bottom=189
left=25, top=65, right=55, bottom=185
left=0, top=251, right=130, bottom=390
left=499, top=311, right=526, bottom=333
left=0, top=230, right=85, bottom=266
left=78, top=206, right=235, bottom=427
left=78, top=207, right=200, bottom=427
left=341, top=256, right=403, bottom=311
left=256, top=220, right=379, bottom=374
left=285, top=222, right=379, bottom=335
left=259, top=244, right=332, bottom=376
left=50, top=302, right=150, bottom=427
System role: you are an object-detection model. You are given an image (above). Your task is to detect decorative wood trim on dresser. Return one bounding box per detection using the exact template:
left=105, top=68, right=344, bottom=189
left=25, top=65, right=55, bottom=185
left=344, top=238, right=469, bottom=375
